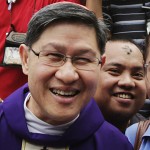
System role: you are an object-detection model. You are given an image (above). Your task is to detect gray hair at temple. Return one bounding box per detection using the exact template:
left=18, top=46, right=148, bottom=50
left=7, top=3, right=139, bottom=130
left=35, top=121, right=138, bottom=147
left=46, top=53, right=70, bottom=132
left=25, top=2, right=108, bottom=54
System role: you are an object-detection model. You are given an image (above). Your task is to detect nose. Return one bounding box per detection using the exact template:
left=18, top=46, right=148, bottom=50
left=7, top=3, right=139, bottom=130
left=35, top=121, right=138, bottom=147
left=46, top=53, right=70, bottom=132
left=118, top=73, right=135, bottom=89
left=55, top=60, right=79, bottom=84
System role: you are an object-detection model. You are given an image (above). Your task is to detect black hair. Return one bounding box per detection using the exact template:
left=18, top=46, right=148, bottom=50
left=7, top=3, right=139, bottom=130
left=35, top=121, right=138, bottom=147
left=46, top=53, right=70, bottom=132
left=25, top=2, right=108, bottom=54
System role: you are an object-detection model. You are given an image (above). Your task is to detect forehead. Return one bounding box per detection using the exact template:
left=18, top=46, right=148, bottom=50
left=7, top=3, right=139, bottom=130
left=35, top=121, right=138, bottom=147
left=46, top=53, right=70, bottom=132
left=105, top=41, right=144, bottom=65
left=32, top=22, right=100, bottom=55
left=40, top=21, right=97, bottom=39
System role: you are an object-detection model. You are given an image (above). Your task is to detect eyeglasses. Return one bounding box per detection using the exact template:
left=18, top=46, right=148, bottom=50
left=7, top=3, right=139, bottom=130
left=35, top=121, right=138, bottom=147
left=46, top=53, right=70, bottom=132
left=29, top=47, right=101, bottom=71
left=145, top=62, right=150, bottom=82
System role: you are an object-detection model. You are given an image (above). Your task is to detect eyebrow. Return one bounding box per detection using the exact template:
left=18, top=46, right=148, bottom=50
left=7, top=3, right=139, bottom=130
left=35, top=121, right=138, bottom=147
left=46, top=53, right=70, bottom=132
left=105, top=62, right=144, bottom=71
left=105, top=62, right=123, bottom=68
left=42, top=43, right=65, bottom=52
left=133, top=66, right=144, bottom=72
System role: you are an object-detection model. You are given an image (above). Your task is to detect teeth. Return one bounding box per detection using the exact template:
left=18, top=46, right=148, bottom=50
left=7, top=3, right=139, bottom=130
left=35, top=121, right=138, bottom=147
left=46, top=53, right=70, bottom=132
left=116, top=94, right=132, bottom=99
left=52, top=89, right=76, bottom=96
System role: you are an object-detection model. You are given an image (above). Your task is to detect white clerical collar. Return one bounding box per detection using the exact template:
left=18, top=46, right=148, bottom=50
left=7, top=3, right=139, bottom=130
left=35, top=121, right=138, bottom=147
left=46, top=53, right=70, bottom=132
left=24, top=93, right=79, bottom=135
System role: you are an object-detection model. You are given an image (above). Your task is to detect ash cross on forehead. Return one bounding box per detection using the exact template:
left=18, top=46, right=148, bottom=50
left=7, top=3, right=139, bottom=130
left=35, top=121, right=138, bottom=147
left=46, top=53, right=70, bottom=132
left=122, top=45, right=132, bottom=55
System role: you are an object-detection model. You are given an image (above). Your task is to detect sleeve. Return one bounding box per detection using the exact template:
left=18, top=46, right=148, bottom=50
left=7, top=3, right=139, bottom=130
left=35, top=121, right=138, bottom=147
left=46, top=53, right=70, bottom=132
left=125, top=123, right=139, bottom=147
left=85, top=0, right=103, bottom=19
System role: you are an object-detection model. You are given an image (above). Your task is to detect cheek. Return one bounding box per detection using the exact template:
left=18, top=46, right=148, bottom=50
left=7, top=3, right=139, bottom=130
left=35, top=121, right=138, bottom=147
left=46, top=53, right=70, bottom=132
left=133, top=82, right=146, bottom=108
left=137, top=81, right=146, bottom=95
left=99, top=73, right=114, bottom=90
left=85, top=71, right=99, bottom=95
left=28, top=62, right=55, bottom=84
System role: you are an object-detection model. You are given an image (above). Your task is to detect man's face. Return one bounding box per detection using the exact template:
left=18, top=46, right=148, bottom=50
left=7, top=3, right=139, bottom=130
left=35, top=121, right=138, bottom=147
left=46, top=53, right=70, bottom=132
left=94, top=41, right=146, bottom=120
left=20, top=23, right=101, bottom=125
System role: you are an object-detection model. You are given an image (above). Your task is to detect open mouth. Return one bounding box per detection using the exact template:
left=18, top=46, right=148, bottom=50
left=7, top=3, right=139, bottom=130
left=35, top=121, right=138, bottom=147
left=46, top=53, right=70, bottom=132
left=113, top=93, right=134, bottom=99
left=51, top=89, right=79, bottom=97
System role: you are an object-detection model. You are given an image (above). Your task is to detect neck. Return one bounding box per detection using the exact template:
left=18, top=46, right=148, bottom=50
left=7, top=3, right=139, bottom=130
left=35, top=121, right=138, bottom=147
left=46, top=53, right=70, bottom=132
left=104, top=114, right=130, bottom=133
left=112, top=121, right=130, bottom=133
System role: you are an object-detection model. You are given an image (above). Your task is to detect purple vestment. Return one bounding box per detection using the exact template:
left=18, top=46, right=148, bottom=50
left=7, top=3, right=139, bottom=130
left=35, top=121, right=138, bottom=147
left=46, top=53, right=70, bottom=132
left=0, top=83, right=133, bottom=150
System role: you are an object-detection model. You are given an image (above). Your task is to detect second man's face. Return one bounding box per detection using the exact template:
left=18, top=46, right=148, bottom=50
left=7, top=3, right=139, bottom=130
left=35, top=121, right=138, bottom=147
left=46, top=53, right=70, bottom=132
left=95, top=41, right=146, bottom=120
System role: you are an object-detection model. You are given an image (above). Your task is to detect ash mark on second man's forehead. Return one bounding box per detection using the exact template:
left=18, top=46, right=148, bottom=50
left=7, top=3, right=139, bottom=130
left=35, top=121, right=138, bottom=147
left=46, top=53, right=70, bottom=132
left=122, top=45, right=132, bottom=55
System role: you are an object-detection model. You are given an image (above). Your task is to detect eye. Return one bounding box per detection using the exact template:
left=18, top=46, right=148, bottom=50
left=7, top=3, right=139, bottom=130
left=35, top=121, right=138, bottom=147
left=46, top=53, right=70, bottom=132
left=133, top=72, right=145, bottom=80
left=73, top=57, right=93, bottom=64
left=45, top=52, right=64, bottom=62
left=107, top=68, right=121, bottom=76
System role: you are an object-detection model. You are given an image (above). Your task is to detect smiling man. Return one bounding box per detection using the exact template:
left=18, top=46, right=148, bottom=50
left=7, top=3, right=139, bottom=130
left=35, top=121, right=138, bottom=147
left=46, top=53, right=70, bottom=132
left=94, top=38, right=147, bottom=133
left=0, top=2, right=133, bottom=150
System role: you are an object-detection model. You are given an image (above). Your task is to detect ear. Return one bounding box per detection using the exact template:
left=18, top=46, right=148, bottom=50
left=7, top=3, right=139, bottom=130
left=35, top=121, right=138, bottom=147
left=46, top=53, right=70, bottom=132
left=101, top=54, right=106, bottom=67
left=19, top=44, right=29, bottom=75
